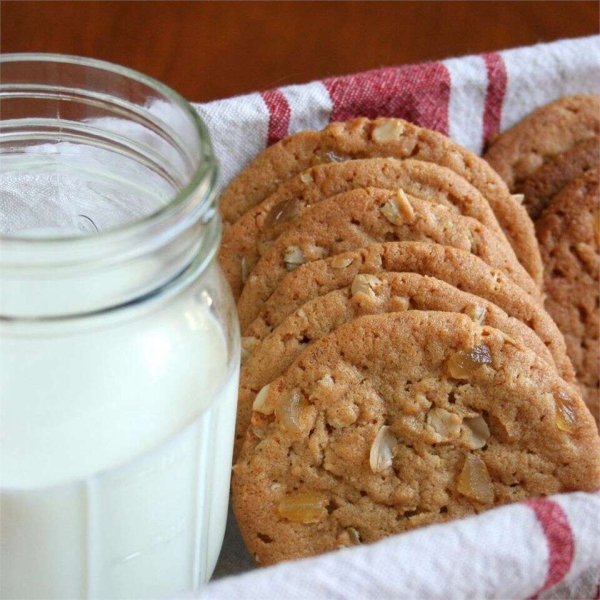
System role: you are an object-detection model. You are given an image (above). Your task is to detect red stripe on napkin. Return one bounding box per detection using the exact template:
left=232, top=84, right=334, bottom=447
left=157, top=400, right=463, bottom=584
left=260, top=89, right=291, bottom=146
left=323, top=62, right=451, bottom=134
left=482, top=52, right=507, bottom=145
left=526, top=498, right=575, bottom=597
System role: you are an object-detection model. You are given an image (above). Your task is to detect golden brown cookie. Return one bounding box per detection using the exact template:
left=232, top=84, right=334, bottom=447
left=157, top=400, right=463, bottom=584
left=219, top=158, right=505, bottom=300
left=232, top=312, right=600, bottom=566
left=235, top=272, right=556, bottom=458
left=246, top=242, right=574, bottom=382
left=520, top=137, right=600, bottom=220
left=484, top=95, right=600, bottom=192
left=536, top=168, right=600, bottom=422
left=220, top=118, right=542, bottom=285
left=237, top=188, right=541, bottom=327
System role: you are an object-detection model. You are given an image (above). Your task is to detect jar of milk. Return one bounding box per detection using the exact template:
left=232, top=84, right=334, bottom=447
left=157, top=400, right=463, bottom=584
left=0, top=55, right=239, bottom=599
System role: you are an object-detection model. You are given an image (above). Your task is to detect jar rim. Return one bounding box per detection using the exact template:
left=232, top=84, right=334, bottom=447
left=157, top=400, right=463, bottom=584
left=0, top=52, right=217, bottom=250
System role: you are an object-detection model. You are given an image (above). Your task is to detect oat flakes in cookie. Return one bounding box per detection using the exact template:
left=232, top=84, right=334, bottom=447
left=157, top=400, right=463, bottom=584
left=484, top=95, right=600, bottom=192
left=219, top=118, right=542, bottom=284
left=245, top=242, right=574, bottom=382
left=536, top=167, right=600, bottom=423
left=232, top=312, right=600, bottom=565
left=219, top=157, right=505, bottom=300
left=237, top=188, right=541, bottom=328
left=234, top=272, right=556, bottom=458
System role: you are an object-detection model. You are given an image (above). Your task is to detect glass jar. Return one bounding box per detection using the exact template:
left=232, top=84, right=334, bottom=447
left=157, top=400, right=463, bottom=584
left=0, top=54, right=239, bottom=599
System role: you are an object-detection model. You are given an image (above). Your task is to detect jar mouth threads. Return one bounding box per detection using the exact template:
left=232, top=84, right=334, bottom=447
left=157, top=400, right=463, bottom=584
left=0, top=53, right=217, bottom=242
left=0, top=54, right=219, bottom=319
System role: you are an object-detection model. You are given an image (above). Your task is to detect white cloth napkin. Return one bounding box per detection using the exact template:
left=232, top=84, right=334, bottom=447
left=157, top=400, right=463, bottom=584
left=189, top=36, right=600, bottom=599
left=201, top=492, right=600, bottom=600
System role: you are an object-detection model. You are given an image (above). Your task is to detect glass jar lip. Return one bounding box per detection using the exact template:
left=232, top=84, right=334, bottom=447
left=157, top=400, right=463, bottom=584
left=0, top=52, right=217, bottom=249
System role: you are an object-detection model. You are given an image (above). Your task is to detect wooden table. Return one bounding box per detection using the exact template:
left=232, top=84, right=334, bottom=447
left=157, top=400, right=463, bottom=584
left=3, top=1, right=598, bottom=103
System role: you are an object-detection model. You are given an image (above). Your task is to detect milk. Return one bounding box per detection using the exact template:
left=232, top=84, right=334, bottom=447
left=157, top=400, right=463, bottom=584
left=0, top=288, right=239, bottom=599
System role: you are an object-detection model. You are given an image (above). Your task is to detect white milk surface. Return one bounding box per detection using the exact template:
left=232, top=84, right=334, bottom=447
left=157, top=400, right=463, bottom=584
left=0, top=293, right=238, bottom=599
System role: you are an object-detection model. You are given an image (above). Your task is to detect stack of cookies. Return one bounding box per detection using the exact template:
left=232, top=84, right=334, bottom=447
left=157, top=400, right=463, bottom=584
left=218, top=112, right=600, bottom=566
left=485, top=94, right=600, bottom=424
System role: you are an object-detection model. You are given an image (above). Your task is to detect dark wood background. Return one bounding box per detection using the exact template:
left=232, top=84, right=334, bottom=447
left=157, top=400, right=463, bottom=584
left=2, top=1, right=598, bottom=103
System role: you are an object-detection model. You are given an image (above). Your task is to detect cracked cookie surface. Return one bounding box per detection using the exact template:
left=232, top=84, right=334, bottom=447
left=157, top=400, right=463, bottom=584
left=484, top=95, right=600, bottom=192
left=520, top=136, right=600, bottom=220
left=536, top=168, right=600, bottom=422
left=235, top=272, right=556, bottom=458
left=245, top=242, right=574, bottom=382
left=236, top=188, right=540, bottom=328
left=232, top=311, right=600, bottom=565
left=220, top=118, right=541, bottom=284
left=219, top=158, right=504, bottom=300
